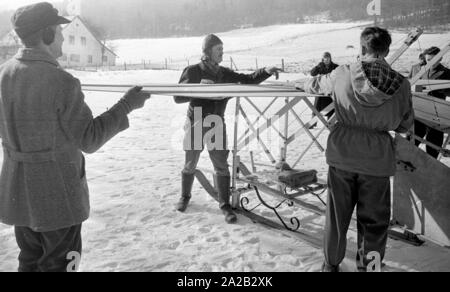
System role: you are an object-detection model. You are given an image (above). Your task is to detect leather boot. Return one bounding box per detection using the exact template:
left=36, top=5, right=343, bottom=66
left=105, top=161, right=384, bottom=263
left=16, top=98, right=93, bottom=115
left=321, top=262, right=339, bottom=272
left=216, top=176, right=237, bottom=224
left=176, top=173, right=195, bottom=212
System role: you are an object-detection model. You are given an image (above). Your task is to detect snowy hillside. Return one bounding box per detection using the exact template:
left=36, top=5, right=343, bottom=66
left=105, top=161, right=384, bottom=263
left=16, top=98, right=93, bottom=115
left=111, top=21, right=450, bottom=74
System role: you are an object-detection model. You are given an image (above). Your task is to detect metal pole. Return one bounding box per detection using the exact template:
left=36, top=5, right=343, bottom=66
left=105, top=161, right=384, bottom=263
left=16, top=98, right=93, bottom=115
left=231, top=97, right=241, bottom=208
left=283, top=97, right=289, bottom=163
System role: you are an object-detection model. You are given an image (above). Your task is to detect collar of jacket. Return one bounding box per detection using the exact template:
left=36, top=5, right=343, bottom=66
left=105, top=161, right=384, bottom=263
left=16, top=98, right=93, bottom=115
left=199, top=60, right=224, bottom=81
left=15, top=48, right=59, bottom=67
left=427, top=64, right=446, bottom=79
left=360, top=55, right=388, bottom=64
left=350, top=58, right=399, bottom=107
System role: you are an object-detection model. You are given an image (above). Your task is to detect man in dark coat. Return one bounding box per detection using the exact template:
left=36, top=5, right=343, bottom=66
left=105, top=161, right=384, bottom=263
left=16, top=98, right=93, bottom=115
left=310, top=52, right=339, bottom=127
left=174, top=34, right=280, bottom=224
left=303, top=27, right=414, bottom=272
left=414, top=46, right=450, bottom=158
left=0, top=3, right=150, bottom=272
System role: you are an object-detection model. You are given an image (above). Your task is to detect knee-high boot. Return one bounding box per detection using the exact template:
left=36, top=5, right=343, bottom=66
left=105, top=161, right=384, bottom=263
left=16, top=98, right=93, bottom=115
left=176, top=173, right=195, bottom=212
left=216, top=176, right=237, bottom=224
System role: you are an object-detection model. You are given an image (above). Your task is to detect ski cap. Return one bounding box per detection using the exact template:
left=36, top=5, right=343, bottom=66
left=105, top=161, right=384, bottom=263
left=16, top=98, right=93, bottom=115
left=202, top=34, right=223, bottom=54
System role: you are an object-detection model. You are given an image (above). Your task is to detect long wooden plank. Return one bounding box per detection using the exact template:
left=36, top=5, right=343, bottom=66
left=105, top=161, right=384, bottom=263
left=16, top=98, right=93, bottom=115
left=82, top=84, right=322, bottom=99
left=413, top=93, right=450, bottom=133
left=415, top=80, right=450, bottom=92
left=410, top=41, right=450, bottom=85
left=386, top=27, right=423, bottom=65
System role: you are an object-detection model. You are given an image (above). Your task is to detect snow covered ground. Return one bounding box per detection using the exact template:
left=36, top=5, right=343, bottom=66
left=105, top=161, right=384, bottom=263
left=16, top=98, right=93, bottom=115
left=1, top=22, right=450, bottom=272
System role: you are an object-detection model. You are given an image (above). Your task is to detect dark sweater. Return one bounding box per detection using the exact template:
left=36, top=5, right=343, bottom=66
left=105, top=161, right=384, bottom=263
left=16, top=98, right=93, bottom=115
left=425, top=64, right=450, bottom=100
left=175, top=62, right=271, bottom=119
left=310, top=61, right=339, bottom=77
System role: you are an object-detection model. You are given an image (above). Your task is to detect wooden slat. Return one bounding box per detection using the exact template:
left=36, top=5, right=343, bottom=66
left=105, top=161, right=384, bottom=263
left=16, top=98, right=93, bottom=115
left=82, top=84, right=322, bottom=99
left=413, top=93, right=450, bottom=133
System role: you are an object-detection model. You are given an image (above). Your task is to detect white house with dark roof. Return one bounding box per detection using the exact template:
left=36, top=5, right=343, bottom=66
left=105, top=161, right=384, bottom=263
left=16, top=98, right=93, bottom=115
left=59, top=15, right=117, bottom=67
left=0, top=31, right=21, bottom=63
left=0, top=15, right=117, bottom=67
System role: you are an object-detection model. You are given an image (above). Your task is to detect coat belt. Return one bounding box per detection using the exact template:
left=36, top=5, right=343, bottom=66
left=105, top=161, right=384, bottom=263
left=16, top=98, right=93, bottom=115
left=2, top=143, right=57, bottom=163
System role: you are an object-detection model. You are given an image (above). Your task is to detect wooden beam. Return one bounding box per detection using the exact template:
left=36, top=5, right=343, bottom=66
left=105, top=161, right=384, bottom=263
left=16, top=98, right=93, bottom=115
left=410, top=40, right=450, bottom=85
left=387, top=27, right=424, bottom=65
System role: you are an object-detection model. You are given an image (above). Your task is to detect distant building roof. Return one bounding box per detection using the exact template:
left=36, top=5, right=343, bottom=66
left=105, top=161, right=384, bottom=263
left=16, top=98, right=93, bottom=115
left=0, top=31, right=21, bottom=47
left=0, top=15, right=117, bottom=57
left=63, top=15, right=117, bottom=57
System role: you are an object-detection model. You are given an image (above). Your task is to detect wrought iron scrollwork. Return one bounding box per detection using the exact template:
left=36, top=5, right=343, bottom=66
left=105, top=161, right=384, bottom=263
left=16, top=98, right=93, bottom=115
left=240, top=186, right=301, bottom=232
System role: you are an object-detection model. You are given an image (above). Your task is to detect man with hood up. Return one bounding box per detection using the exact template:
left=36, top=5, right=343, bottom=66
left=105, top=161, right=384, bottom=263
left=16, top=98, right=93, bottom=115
left=302, top=27, right=414, bottom=272
left=174, top=34, right=280, bottom=224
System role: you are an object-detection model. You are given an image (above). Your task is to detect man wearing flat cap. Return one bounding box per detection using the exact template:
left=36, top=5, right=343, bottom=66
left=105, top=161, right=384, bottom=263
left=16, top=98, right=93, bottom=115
left=0, top=2, right=150, bottom=272
left=174, top=34, right=281, bottom=224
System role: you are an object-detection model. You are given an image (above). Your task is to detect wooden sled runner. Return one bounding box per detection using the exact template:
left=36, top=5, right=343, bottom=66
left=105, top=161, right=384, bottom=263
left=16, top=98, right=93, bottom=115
left=194, top=168, right=328, bottom=251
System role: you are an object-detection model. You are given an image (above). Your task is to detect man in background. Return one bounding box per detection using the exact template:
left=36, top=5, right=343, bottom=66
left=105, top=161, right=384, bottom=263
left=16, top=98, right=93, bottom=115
left=310, top=52, right=339, bottom=128
left=0, top=2, right=150, bottom=272
left=174, top=34, right=280, bottom=224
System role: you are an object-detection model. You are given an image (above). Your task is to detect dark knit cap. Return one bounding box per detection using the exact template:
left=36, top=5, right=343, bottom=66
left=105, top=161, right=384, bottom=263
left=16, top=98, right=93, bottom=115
left=202, top=34, right=223, bottom=54
left=323, top=52, right=332, bottom=59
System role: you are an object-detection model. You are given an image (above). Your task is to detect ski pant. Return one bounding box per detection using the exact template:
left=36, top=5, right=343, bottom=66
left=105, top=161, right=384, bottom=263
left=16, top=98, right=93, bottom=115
left=414, top=120, right=444, bottom=159
left=324, top=167, right=390, bottom=270
left=14, top=224, right=82, bottom=272
left=182, top=116, right=230, bottom=177
left=182, top=150, right=230, bottom=177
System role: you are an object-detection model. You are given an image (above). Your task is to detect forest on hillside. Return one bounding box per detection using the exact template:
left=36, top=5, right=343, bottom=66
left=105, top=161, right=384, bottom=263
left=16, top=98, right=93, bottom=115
left=1, top=0, right=449, bottom=40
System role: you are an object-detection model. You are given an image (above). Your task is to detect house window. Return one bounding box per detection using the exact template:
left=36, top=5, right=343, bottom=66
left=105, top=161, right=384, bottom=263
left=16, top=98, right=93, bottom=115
left=102, top=56, right=108, bottom=63
left=69, top=35, right=75, bottom=45
left=88, top=55, right=93, bottom=64
left=70, top=54, right=80, bottom=62
left=81, top=37, right=87, bottom=46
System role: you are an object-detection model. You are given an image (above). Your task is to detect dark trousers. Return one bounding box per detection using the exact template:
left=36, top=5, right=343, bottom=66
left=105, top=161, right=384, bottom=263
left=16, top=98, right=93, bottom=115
left=324, top=167, right=390, bottom=270
left=182, top=116, right=230, bottom=177
left=313, top=96, right=335, bottom=120
left=183, top=150, right=230, bottom=177
left=414, top=120, right=444, bottom=159
left=14, top=224, right=82, bottom=272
